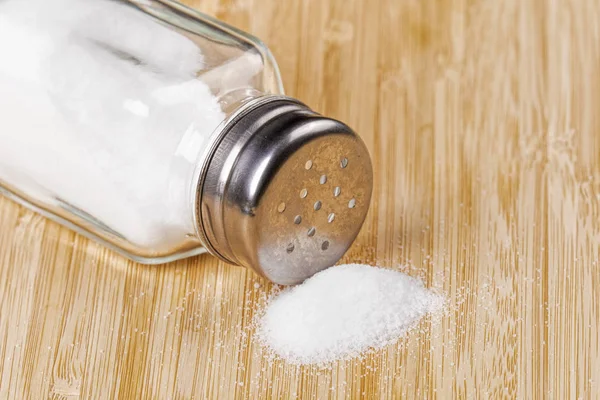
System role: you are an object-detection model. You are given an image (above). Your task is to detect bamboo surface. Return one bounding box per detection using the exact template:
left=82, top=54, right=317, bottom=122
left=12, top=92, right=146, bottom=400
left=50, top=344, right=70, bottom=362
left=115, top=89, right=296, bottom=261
left=1, top=0, right=600, bottom=398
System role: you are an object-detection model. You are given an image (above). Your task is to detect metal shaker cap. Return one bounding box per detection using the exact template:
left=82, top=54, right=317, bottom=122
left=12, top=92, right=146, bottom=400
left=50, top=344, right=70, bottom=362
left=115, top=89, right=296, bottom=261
left=196, top=97, right=373, bottom=285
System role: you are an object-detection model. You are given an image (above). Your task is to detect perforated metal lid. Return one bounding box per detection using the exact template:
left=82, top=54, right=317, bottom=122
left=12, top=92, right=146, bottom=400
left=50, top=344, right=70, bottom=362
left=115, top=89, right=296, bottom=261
left=196, top=97, right=373, bottom=285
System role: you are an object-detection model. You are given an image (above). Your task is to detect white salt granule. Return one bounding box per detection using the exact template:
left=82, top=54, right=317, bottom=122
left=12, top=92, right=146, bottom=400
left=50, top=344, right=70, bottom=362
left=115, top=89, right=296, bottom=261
left=0, top=0, right=225, bottom=249
left=256, top=264, right=445, bottom=365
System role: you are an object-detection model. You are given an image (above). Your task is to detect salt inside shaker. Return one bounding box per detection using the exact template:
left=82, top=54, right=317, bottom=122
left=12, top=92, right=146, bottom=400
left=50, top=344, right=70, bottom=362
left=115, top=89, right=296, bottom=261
left=0, top=0, right=373, bottom=284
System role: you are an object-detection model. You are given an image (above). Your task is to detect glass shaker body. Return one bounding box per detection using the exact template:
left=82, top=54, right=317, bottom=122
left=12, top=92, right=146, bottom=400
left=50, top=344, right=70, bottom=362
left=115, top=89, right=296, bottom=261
left=0, top=0, right=285, bottom=262
left=0, top=0, right=374, bottom=285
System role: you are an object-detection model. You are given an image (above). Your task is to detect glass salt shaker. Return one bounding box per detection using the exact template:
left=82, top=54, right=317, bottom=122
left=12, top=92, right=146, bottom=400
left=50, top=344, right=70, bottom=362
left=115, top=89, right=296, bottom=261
left=0, top=0, right=373, bottom=285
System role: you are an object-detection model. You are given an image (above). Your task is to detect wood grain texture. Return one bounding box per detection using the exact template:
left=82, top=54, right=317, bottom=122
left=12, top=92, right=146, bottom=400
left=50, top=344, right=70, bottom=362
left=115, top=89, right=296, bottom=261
left=1, top=0, right=599, bottom=398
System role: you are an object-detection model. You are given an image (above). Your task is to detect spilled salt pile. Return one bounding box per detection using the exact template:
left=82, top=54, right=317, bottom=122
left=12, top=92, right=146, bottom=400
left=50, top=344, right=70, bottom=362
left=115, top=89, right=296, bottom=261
left=256, top=264, right=445, bottom=365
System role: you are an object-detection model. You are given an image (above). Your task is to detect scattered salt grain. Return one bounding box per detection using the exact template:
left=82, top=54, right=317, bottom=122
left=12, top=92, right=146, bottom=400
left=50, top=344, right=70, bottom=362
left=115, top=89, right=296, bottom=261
left=256, top=264, right=445, bottom=365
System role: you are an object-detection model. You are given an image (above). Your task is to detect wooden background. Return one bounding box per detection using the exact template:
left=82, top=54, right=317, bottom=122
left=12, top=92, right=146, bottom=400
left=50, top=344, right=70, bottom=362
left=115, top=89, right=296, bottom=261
left=1, top=0, right=599, bottom=398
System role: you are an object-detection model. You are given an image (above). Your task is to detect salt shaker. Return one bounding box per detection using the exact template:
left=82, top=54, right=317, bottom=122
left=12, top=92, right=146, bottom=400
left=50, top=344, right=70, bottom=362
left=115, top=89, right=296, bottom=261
left=0, top=0, right=373, bottom=285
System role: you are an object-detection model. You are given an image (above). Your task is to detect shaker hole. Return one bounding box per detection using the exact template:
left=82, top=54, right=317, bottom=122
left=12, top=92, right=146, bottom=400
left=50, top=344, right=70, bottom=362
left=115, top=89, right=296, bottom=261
left=341, top=158, right=348, bottom=168
left=322, top=241, right=330, bottom=250
left=314, top=200, right=322, bottom=211
left=300, top=188, right=308, bottom=198
left=287, top=243, right=295, bottom=253
left=320, top=175, right=327, bottom=185
left=294, top=215, right=302, bottom=224
left=348, top=198, right=356, bottom=208
left=277, top=202, right=286, bottom=213
left=328, top=213, right=335, bottom=223
left=305, top=160, right=313, bottom=170
left=334, top=187, right=341, bottom=197
left=307, top=227, right=316, bottom=237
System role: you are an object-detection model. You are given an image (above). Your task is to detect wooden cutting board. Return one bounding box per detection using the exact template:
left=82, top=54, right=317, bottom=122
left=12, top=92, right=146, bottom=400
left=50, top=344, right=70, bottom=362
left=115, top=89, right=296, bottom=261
left=1, top=0, right=599, bottom=398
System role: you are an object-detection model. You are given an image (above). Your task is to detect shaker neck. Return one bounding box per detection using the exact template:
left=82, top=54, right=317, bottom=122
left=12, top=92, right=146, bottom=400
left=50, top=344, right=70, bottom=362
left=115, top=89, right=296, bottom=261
left=215, top=88, right=266, bottom=115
